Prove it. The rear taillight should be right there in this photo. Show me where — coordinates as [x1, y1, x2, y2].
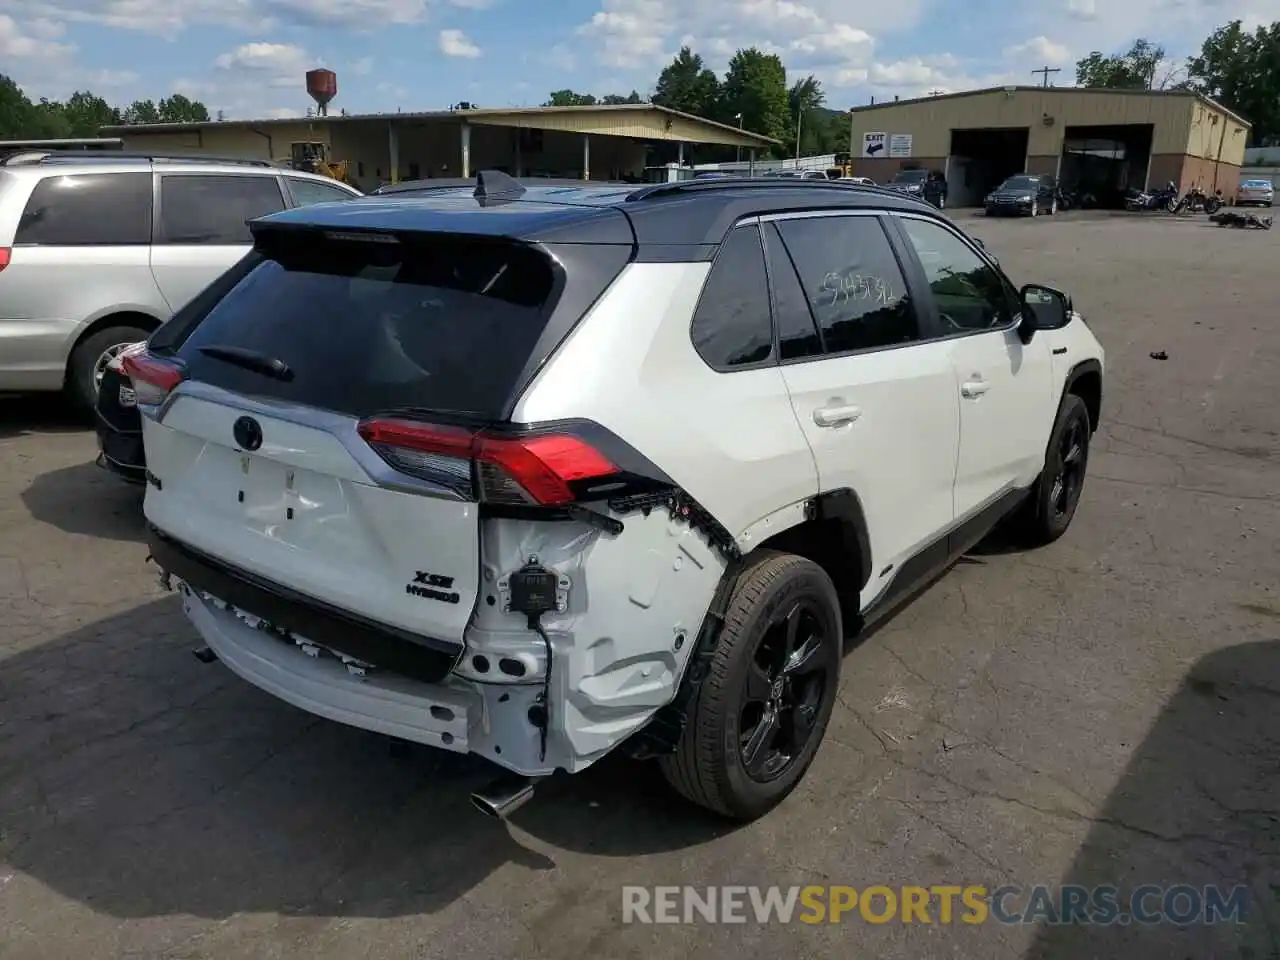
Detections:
[357, 418, 619, 505]
[121, 352, 185, 406]
[0, 248, 10, 273]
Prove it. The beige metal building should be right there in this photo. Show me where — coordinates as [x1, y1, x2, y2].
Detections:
[102, 104, 777, 193]
[847, 86, 1250, 205]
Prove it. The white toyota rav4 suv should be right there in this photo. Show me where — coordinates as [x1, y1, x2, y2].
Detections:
[130, 172, 1104, 822]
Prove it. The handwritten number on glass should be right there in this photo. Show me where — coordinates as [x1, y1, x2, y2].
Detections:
[821, 270, 895, 307]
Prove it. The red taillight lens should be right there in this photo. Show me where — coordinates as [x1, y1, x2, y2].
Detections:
[121, 352, 185, 406]
[0, 248, 10, 273]
[356, 418, 618, 505]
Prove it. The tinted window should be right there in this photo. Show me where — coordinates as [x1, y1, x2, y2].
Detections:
[160, 174, 286, 244]
[774, 215, 918, 353]
[174, 231, 557, 419]
[898, 217, 1014, 332]
[15, 172, 152, 245]
[288, 177, 356, 207]
[763, 223, 822, 361]
[690, 225, 773, 370]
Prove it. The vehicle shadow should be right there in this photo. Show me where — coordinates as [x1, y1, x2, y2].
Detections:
[20, 460, 146, 543]
[0, 394, 87, 439]
[0, 597, 732, 921]
[1025, 639, 1280, 959]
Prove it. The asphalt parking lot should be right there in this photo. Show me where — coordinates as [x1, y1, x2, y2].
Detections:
[1, 211, 1278, 960]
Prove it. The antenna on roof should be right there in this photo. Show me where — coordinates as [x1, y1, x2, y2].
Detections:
[474, 169, 526, 205]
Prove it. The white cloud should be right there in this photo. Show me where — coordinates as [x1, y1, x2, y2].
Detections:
[348, 55, 373, 74]
[1004, 35, 1071, 65]
[0, 0, 271, 38]
[438, 27, 480, 57]
[214, 41, 316, 87]
[0, 13, 74, 56]
[259, 0, 427, 28]
[543, 44, 577, 70]
[1064, 0, 1097, 19]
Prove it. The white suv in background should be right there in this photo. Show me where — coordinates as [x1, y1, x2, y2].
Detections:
[129, 173, 1104, 822]
[0, 151, 360, 410]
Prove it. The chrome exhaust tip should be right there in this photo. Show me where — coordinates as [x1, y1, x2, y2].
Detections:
[470, 774, 541, 819]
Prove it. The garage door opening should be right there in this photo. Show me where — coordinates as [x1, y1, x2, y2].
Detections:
[945, 128, 1030, 206]
[1060, 124, 1154, 209]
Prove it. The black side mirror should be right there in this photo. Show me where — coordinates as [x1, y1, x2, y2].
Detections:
[1019, 283, 1071, 342]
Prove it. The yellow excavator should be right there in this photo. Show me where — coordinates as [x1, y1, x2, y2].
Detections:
[280, 141, 355, 185]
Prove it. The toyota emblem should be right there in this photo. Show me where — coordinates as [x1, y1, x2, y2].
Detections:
[233, 416, 263, 451]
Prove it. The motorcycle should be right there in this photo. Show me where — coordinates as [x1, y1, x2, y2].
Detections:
[1125, 185, 1179, 212]
[1174, 186, 1224, 215]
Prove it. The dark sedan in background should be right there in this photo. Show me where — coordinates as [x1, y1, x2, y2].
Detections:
[95, 341, 148, 483]
[985, 174, 1058, 216]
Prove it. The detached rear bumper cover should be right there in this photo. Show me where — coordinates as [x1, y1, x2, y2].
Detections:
[147, 525, 463, 683]
[184, 591, 475, 752]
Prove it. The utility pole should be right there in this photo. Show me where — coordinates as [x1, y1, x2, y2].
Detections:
[1031, 65, 1061, 88]
[795, 110, 803, 161]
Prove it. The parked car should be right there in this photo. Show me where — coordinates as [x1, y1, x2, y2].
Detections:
[129, 171, 1104, 822]
[885, 168, 948, 208]
[1236, 177, 1274, 207]
[985, 174, 1058, 217]
[0, 150, 362, 414]
[87, 158, 362, 483]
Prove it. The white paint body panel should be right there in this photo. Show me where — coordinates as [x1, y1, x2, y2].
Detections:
[947, 325, 1057, 518]
[778, 340, 960, 612]
[143, 392, 481, 645]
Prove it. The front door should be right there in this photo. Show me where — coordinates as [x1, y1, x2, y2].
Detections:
[892, 214, 1056, 521]
[761, 212, 960, 612]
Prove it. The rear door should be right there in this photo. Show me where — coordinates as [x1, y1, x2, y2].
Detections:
[141, 227, 565, 646]
[763, 211, 960, 612]
[150, 172, 287, 313]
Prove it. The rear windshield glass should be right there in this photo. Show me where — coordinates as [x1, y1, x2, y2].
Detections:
[173, 230, 559, 419]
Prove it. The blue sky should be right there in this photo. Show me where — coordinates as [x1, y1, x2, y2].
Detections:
[1, 0, 1272, 120]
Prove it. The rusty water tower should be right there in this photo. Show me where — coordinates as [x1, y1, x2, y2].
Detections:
[306, 68, 338, 117]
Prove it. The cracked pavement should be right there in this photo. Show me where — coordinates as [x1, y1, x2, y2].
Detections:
[1, 212, 1278, 959]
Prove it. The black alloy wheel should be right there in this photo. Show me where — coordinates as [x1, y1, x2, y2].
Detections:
[1048, 413, 1087, 526]
[739, 600, 832, 783]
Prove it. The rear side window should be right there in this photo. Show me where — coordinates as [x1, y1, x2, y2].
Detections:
[15, 172, 152, 245]
[160, 174, 286, 244]
[174, 231, 558, 419]
[690, 224, 773, 370]
[288, 177, 357, 207]
[773, 215, 919, 354]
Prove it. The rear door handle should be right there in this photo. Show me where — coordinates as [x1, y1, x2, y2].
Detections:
[961, 379, 991, 399]
[813, 404, 862, 427]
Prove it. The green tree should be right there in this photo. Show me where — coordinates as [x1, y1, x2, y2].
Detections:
[1076, 39, 1171, 89]
[601, 91, 644, 104]
[652, 46, 721, 118]
[121, 99, 162, 124]
[60, 91, 122, 136]
[1187, 19, 1280, 145]
[543, 90, 597, 106]
[787, 74, 825, 157]
[158, 94, 209, 123]
[0, 75, 43, 139]
[721, 47, 790, 156]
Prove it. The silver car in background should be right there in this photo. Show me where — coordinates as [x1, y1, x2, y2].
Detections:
[0, 151, 361, 411]
[1236, 177, 1274, 208]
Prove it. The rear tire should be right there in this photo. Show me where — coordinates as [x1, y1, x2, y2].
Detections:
[659, 551, 842, 822]
[67, 324, 151, 415]
[1012, 394, 1091, 547]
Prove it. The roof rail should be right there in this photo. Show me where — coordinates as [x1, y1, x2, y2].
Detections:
[0, 150, 274, 168]
[624, 176, 871, 202]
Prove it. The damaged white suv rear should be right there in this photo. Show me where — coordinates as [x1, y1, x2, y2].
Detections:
[133, 172, 1104, 822]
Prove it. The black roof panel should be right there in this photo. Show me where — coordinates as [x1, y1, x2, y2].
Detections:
[256, 174, 944, 248]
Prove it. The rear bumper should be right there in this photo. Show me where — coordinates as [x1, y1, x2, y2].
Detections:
[183, 590, 476, 753]
[147, 525, 463, 683]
